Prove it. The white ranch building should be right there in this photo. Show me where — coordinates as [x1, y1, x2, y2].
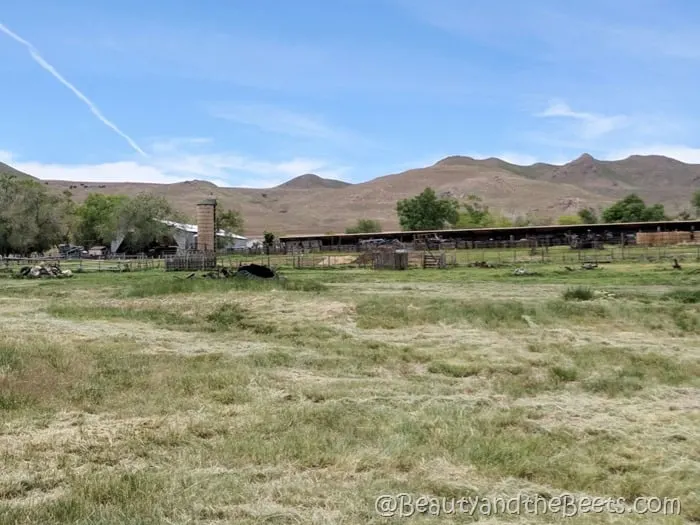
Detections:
[158, 219, 248, 253]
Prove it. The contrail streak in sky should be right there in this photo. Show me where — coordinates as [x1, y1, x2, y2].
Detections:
[0, 21, 148, 157]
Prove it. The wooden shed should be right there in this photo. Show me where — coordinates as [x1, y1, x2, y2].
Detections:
[87, 245, 108, 257]
[371, 249, 409, 270]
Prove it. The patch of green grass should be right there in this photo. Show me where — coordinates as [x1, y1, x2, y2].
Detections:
[549, 365, 579, 383]
[488, 345, 699, 399]
[47, 304, 199, 329]
[356, 297, 532, 329]
[45, 301, 284, 335]
[244, 349, 296, 368]
[355, 296, 617, 329]
[118, 275, 326, 298]
[427, 361, 481, 378]
[663, 288, 700, 304]
[583, 370, 645, 397]
[355, 293, 700, 335]
[562, 286, 594, 301]
[564, 346, 698, 397]
[673, 308, 700, 333]
[0, 333, 260, 415]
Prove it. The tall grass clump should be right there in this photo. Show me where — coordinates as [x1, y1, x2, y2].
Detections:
[562, 286, 594, 301]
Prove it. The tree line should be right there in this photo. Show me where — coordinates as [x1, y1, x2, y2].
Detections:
[0, 174, 244, 256]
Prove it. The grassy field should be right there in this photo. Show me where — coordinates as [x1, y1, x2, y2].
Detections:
[0, 263, 699, 524]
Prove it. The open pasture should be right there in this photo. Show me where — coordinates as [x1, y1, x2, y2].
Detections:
[0, 263, 699, 524]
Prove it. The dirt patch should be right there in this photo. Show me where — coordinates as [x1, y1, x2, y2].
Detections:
[317, 256, 358, 267]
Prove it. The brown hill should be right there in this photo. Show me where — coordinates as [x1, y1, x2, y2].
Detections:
[7, 153, 699, 235]
[275, 173, 351, 190]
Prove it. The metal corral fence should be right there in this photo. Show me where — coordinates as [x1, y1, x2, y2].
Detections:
[222, 244, 700, 269]
[2, 243, 700, 274]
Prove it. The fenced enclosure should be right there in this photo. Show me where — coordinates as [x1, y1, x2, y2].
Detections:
[164, 252, 217, 271]
[0, 256, 163, 273]
[2, 241, 700, 276]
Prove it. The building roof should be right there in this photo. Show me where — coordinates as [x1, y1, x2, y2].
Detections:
[279, 219, 700, 242]
[158, 219, 247, 240]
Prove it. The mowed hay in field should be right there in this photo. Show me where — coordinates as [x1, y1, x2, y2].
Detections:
[636, 231, 693, 246]
[0, 267, 699, 524]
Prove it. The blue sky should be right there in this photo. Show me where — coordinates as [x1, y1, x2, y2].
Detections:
[1, 0, 700, 187]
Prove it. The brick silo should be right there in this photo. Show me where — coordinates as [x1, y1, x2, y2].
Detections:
[196, 198, 217, 252]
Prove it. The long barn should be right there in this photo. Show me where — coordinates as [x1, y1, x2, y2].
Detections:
[279, 219, 700, 250]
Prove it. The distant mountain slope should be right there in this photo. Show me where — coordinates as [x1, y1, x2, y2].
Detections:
[5, 153, 698, 235]
[0, 162, 36, 179]
[275, 173, 352, 189]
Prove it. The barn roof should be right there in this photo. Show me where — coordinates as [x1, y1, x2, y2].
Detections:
[158, 219, 247, 240]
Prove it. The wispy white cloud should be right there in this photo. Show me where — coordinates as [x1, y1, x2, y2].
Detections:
[61, 22, 475, 102]
[394, 0, 700, 63]
[604, 145, 700, 164]
[536, 100, 629, 140]
[209, 103, 366, 145]
[0, 21, 147, 157]
[495, 152, 539, 166]
[466, 151, 571, 166]
[1, 139, 350, 188]
[592, 23, 700, 61]
[525, 98, 700, 166]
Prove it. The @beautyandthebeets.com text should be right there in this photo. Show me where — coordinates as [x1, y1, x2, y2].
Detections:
[375, 493, 682, 518]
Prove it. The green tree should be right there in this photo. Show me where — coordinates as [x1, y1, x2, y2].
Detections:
[454, 195, 491, 228]
[263, 231, 275, 255]
[577, 208, 598, 224]
[74, 193, 129, 246]
[0, 174, 68, 255]
[216, 209, 244, 234]
[346, 219, 382, 234]
[117, 193, 175, 253]
[59, 190, 78, 242]
[452, 196, 514, 228]
[396, 188, 459, 230]
[215, 208, 245, 250]
[601, 194, 667, 223]
[558, 214, 583, 225]
[692, 190, 700, 217]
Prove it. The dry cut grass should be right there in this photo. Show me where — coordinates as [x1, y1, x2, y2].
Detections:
[0, 267, 698, 524]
